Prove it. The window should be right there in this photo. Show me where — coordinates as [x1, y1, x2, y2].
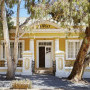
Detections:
[2, 41, 24, 59]
[66, 40, 81, 60]
[10, 42, 14, 59]
[39, 42, 52, 46]
[3, 43, 5, 59]
[18, 42, 23, 58]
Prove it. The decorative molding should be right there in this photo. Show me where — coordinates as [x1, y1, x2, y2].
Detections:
[25, 58, 30, 70]
[10, 28, 85, 33]
[11, 36, 80, 39]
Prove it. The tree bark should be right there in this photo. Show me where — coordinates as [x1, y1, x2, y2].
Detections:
[82, 52, 90, 76]
[1, 1, 14, 79]
[13, 0, 21, 75]
[68, 27, 90, 81]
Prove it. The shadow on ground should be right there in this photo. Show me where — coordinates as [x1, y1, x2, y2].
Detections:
[0, 74, 90, 89]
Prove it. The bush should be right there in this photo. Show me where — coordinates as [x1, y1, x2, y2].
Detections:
[11, 79, 32, 89]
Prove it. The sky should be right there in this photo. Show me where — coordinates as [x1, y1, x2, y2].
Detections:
[12, 0, 31, 17]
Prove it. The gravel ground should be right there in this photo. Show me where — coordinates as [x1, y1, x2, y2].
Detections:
[0, 74, 90, 89]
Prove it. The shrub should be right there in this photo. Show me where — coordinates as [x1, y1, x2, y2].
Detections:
[11, 79, 32, 89]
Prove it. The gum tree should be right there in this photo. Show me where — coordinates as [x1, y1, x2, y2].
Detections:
[1, 0, 14, 79]
[68, 0, 90, 81]
[50, 0, 90, 81]
[1, 0, 50, 79]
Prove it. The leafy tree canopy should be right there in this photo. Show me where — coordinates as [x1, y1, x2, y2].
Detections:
[49, 0, 89, 27]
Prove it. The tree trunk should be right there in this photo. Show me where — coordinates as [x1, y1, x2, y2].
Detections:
[68, 27, 90, 81]
[1, 1, 14, 79]
[82, 52, 90, 76]
[13, 0, 21, 75]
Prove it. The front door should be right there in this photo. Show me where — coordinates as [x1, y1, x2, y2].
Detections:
[39, 47, 45, 67]
[38, 41, 53, 68]
[45, 46, 52, 68]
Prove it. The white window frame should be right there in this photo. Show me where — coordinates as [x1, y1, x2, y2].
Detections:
[1, 40, 24, 60]
[66, 39, 82, 60]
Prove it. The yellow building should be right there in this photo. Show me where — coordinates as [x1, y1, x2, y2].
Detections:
[0, 18, 90, 78]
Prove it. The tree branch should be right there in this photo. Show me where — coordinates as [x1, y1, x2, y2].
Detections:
[19, 16, 31, 28]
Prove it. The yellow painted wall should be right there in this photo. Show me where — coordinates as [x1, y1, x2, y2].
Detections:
[24, 38, 30, 50]
[59, 38, 65, 51]
[0, 30, 84, 68]
[0, 37, 83, 68]
[65, 60, 75, 67]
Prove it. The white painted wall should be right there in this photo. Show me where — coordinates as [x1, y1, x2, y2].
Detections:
[55, 39, 59, 52]
[30, 39, 34, 61]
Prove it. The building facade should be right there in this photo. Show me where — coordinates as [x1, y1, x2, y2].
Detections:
[0, 19, 90, 78]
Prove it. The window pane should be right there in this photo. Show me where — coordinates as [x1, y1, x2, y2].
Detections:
[75, 42, 80, 57]
[2, 42, 23, 59]
[3, 43, 5, 59]
[10, 42, 14, 59]
[68, 42, 74, 58]
[18, 42, 22, 58]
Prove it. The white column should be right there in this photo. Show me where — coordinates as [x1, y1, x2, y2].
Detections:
[55, 39, 59, 52]
[30, 39, 34, 61]
[55, 51, 65, 78]
[22, 51, 32, 75]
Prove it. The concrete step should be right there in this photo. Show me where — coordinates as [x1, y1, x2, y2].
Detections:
[35, 68, 53, 74]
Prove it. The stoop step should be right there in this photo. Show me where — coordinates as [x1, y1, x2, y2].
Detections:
[35, 68, 53, 74]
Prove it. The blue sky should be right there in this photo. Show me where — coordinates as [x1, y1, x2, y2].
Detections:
[12, 0, 31, 17]
[12, 0, 50, 17]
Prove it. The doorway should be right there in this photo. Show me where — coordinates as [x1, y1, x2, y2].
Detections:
[37, 41, 53, 68]
[39, 47, 45, 67]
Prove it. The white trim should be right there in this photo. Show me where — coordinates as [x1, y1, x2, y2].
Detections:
[10, 28, 85, 33]
[11, 36, 80, 39]
[65, 39, 82, 60]
[55, 39, 59, 51]
[64, 67, 73, 69]
[0, 67, 22, 69]
[36, 40, 54, 68]
[30, 39, 34, 61]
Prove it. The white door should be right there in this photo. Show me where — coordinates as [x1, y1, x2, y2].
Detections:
[45, 46, 52, 68]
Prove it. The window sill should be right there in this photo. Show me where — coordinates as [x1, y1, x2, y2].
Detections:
[65, 67, 73, 69]
[0, 67, 22, 69]
[0, 59, 23, 60]
[66, 58, 76, 60]
[18, 58, 23, 60]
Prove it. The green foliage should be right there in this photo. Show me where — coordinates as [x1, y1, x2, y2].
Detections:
[32, 3, 50, 19]
[24, 0, 50, 19]
[11, 79, 32, 89]
[5, 0, 18, 8]
[50, 0, 89, 26]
